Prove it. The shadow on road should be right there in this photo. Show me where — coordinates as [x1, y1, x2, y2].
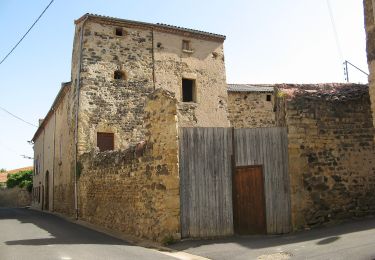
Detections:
[169, 217, 375, 251]
[0, 207, 129, 246]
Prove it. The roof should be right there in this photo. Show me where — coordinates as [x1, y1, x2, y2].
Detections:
[75, 13, 226, 42]
[228, 84, 274, 93]
[0, 166, 33, 183]
[32, 82, 71, 142]
[0, 173, 7, 183]
[5, 166, 33, 174]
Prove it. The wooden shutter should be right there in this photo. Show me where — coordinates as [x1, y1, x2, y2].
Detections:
[97, 132, 114, 152]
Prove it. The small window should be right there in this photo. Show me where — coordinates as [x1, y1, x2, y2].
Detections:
[182, 78, 195, 102]
[114, 70, 126, 80]
[266, 95, 272, 101]
[115, 27, 123, 36]
[97, 132, 114, 152]
[182, 40, 192, 51]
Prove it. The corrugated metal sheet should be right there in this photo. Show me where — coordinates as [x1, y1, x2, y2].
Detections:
[228, 84, 274, 93]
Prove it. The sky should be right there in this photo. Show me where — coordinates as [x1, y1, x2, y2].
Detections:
[0, 0, 369, 170]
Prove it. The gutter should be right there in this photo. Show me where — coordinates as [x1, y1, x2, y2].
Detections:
[74, 16, 88, 220]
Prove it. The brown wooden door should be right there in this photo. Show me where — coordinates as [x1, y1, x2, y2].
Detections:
[233, 165, 266, 234]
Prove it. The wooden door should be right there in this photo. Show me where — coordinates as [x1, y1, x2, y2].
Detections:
[233, 165, 266, 234]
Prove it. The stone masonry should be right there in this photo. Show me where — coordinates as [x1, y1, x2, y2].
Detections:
[276, 84, 375, 229]
[33, 14, 229, 241]
[227, 84, 275, 128]
[364, 0, 375, 132]
[78, 89, 180, 241]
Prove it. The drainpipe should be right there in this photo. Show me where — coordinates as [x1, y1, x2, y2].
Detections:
[151, 28, 155, 90]
[52, 108, 56, 212]
[74, 15, 89, 220]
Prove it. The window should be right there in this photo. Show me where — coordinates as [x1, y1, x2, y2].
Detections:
[115, 27, 123, 36]
[182, 40, 192, 51]
[97, 132, 114, 152]
[266, 94, 272, 101]
[114, 70, 126, 80]
[182, 78, 195, 102]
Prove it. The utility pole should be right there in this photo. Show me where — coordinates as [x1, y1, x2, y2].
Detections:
[343, 60, 369, 83]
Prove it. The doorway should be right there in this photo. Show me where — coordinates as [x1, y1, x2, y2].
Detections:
[233, 165, 266, 234]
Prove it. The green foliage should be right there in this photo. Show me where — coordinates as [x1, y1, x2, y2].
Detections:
[0, 168, 6, 173]
[6, 170, 33, 192]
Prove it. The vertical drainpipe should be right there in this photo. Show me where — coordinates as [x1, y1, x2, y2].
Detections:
[74, 16, 89, 220]
[152, 28, 156, 90]
[42, 128, 45, 211]
[52, 107, 56, 212]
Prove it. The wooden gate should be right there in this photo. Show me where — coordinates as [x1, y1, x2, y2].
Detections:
[179, 128, 233, 238]
[233, 165, 266, 234]
[179, 127, 291, 238]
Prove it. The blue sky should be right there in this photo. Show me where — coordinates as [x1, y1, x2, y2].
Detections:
[0, 0, 368, 169]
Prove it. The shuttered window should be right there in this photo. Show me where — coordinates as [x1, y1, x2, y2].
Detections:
[97, 132, 114, 152]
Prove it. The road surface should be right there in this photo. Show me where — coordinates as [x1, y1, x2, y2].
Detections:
[0, 207, 176, 260]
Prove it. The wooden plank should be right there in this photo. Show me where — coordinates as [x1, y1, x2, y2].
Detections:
[179, 127, 234, 238]
[234, 127, 291, 234]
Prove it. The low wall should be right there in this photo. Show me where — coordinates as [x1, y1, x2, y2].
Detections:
[0, 187, 31, 207]
[278, 84, 375, 229]
[78, 89, 180, 241]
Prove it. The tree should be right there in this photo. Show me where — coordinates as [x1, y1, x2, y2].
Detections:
[6, 170, 33, 192]
[0, 168, 6, 173]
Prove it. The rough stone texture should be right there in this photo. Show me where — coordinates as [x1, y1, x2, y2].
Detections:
[74, 18, 229, 155]
[364, 0, 375, 138]
[0, 187, 31, 207]
[227, 91, 275, 128]
[33, 14, 229, 241]
[53, 84, 76, 217]
[78, 89, 180, 241]
[153, 31, 230, 128]
[277, 84, 375, 229]
[76, 20, 154, 154]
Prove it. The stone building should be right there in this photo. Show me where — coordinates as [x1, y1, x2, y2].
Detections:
[31, 13, 229, 241]
[364, 0, 375, 130]
[227, 84, 275, 128]
[32, 12, 375, 242]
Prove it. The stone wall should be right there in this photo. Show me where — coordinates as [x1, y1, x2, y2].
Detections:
[76, 20, 154, 154]
[0, 187, 31, 207]
[277, 84, 375, 229]
[78, 89, 180, 241]
[72, 16, 230, 156]
[228, 91, 275, 128]
[53, 83, 76, 217]
[364, 0, 375, 132]
[153, 31, 230, 128]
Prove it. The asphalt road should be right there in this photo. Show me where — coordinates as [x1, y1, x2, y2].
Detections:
[2, 207, 375, 260]
[171, 217, 375, 260]
[0, 207, 176, 260]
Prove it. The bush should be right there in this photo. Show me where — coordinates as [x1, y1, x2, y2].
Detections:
[6, 170, 33, 192]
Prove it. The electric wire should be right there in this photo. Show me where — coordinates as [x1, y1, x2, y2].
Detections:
[0, 106, 37, 127]
[0, 0, 55, 65]
[326, 0, 344, 62]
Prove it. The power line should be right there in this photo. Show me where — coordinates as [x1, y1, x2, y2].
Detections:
[326, 0, 344, 62]
[0, 0, 55, 65]
[0, 140, 34, 160]
[0, 106, 37, 127]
